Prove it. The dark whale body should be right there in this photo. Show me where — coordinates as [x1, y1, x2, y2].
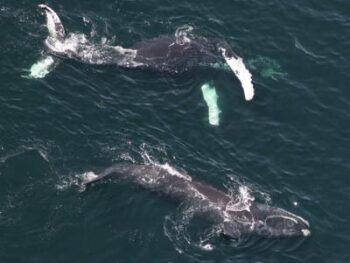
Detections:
[83, 163, 311, 239]
[39, 4, 226, 73]
[132, 36, 228, 73]
[37, 4, 255, 100]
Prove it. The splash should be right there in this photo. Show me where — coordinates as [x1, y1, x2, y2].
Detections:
[72, 171, 101, 192]
[199, 242, 214, 251]
[159, 163, 192, 181]
[44, 31, 142, 67]
[26, 56, 56, 79]
[163, 207, 221, 255]
[55, 175, 80, 191]
[174, 25, 193, 45]
[140, 149, 192, 181]
[226, 186, 255, 212]
[80, 171, 99, 184]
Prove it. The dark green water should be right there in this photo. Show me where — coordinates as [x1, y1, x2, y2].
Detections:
[1, 0, 349, 262]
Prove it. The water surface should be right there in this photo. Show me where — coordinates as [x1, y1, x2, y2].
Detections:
[0, 0, 349, 262]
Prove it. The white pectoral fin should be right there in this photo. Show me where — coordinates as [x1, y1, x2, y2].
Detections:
[201, 82, 221, 126]
[24, 55, 57, 79]
[219, 48, 254, 101]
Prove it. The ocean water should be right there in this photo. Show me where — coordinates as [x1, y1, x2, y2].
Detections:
[0, 0, 349, 262]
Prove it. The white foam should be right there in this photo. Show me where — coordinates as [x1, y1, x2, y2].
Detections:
[28, 56, 55, 79]
[140, 149, 192, 181]
[48, 33, 141, 67]
[158, 163, 192, 181]
[38, 149, 49, 162]
[55, 176, 79, 190]
[224, 186, 255, 226]
[239, 186, 255, 203]
[200, 243, 214, 251]
[46, 33, 86, 54]
[175, 25, 193, 45]
[226, 186, 254, 211]
[219, 48, 254, 101]
[81, 171, 99, 183]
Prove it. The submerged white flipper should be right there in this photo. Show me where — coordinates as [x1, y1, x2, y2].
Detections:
[201, 82, 221, 126]
[219, 47, 254, 101]
[38, 4, 66, 41]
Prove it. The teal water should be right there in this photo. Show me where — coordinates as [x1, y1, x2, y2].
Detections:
[1, 0, 349, 262]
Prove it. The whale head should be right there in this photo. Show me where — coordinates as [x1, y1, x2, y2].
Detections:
[223, 203, 310, 238]
[251, 203, 310, 238]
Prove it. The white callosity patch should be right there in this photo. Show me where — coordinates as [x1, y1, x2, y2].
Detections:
[28, 56, 55, 79]
[201, 82, 221, 126]
[286, 210, 310, 228]
[219, 47, 255, 101]
[302, 229, 311, 236]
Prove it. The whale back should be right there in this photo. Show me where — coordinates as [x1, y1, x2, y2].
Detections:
[133, 36, 220, 72]
[83, 163, 230, 209]
[82, 163, 310, 238]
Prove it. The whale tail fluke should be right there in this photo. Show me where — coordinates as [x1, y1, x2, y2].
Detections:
[28, 4, 65, 79]
[38, 4, 66, 41]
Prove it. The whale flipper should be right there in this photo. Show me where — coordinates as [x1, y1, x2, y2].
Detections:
[38, 4, 66, 41]
[25, 55, 57, 79]
[219, 47, 255, 101]
[201, 82, 221, 126]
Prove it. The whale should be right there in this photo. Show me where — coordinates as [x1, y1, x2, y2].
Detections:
[82, 163, 311, 239]
[37, 4, 254, 101]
